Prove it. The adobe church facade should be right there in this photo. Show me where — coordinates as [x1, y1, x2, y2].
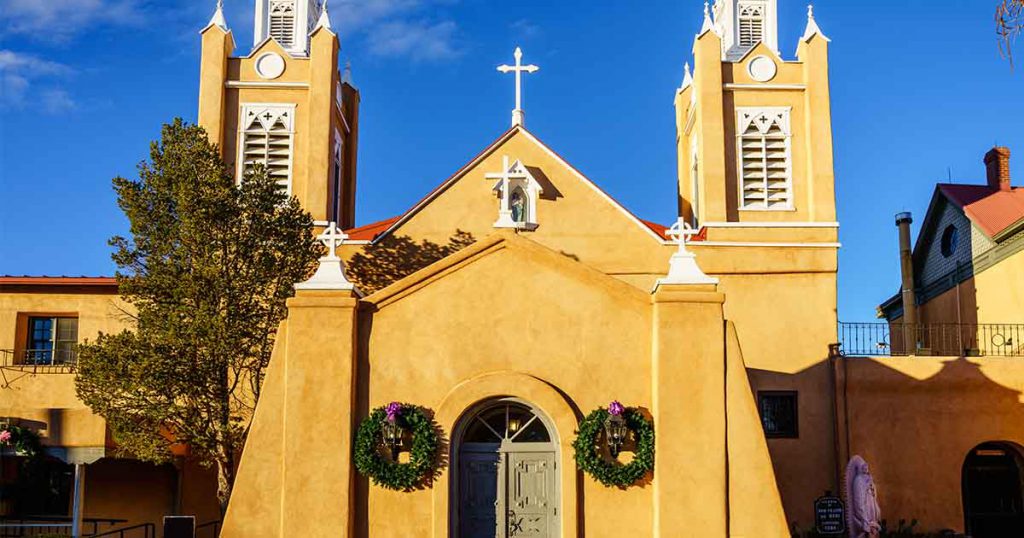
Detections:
[212, 1, 835, 536]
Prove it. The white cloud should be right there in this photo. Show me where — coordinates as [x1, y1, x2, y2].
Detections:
[0, 50, 76, 112]
[366, 19, 461, 61]
[510, 19, 540, 39]
[41, 88, 77, 113]
[0, 0, 145, 40]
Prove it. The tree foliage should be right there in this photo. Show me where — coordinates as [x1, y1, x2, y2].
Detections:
[75, 119, 321, 511]
[998, 0, 1024, 64]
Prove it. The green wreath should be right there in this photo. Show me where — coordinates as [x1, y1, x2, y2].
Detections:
[572, 405, 654, 487]
[354, 403, 439, 491]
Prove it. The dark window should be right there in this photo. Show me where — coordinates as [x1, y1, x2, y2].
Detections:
[941, 224, 959, 258]
[758, 391, 798, 438]
[26, 317, 78, 365]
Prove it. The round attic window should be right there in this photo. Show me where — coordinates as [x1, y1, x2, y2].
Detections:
[941, 224, 959, 258]
[747, 55, 778, 83]
[255, 52, 286, 80]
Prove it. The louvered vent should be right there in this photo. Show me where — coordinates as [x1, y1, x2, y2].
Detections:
[240, 106, 294, 195]
[269, 0, 295, 48]
[739, 111, 791, 210]
[738, 4, 765, 48]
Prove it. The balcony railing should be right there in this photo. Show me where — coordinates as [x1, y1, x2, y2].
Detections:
[0, 349, 77, 373]
[838, 322, 1024, 357]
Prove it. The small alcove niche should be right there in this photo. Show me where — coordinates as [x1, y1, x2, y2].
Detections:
[487, 156, 543, 230]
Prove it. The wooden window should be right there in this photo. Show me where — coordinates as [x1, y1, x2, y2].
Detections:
[269, 0, 296, 48]
[738, 3, 765, 48]
[26, 316, 78, 365]
[331, 137, 343, 223]
[239, 104, 295, 195]
[737, 108, 792, 210]
[758, 391, 798, 438]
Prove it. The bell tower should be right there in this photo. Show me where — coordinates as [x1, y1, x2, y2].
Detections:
[197, 0, 361, 227]
[674, 3, 835, 238]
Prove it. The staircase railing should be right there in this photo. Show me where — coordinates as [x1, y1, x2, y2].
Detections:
[89, 523, 155, 538]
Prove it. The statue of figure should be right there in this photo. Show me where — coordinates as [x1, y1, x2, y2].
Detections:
[846, 455, 882, 538]
[510, 188, 526, 223]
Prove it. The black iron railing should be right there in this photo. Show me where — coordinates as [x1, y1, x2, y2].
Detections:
[0, 516, 126, 537]
[90, 523, 155, 538]
[0, 349, 77, 373]
[195, 520, 221, 537]
[838, 322, 1024, 357]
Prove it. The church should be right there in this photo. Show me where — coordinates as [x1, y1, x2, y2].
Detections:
[3, 1, 1024, 537]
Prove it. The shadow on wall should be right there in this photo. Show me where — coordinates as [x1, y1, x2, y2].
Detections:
[346, 231, 476, 295]
[834, 356, 1024, 536]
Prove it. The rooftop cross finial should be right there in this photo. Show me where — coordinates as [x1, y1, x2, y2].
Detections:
[653, 217, 718, 290]
[808, 3, 815, 19]
[295, 221, 357, 291]
[317, 221, 348, 260]
[497, 47, 539, 128]
[315, 0, 332, 31]
[666, 217, 699, 255]
[699, 1, 716, 35]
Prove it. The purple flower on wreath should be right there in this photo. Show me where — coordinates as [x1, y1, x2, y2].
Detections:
[608, 401, 625, 417]
[0, 430, 10, 445]
[385, 402, 402, 424]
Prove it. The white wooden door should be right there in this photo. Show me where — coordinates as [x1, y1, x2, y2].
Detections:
[505, 451, 556, 538]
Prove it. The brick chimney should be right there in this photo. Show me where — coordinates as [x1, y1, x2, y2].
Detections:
[984, 146, 1011, 191]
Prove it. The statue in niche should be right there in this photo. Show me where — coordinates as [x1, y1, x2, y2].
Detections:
[510, 188, 526, 223]
[846, 455, 882, 538]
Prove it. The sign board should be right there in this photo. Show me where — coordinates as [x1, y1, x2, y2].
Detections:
[164, 515, 196, 538]
[814, 494, 845, 535]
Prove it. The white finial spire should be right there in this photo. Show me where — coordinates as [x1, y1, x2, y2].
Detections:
[295, 221, 358, 291]
[497, 47, 540, 128]
[315, 0, 332, 31]
[679, 62, 693, 92]
[342, 59, 354, 85]
[206, 0, 229, 32]
[801, 2, 830, 43]
[653, 218, 718, 290]
[699, 1, 716, 35]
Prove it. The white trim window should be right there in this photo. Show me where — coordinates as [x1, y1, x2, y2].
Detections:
[269, 0, 296, 48]
[238, 104, 296, 195]
[737, 107, 793, 210]
[690, 138, 700, 228]
[331, 132, 343, 222]
[737, 2, 766, 48]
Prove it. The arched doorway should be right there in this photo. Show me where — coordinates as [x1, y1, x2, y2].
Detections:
[453, 398, 559, 538]
[962, 442, 1024, 537]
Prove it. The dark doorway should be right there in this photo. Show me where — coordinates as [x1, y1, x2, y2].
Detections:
[963, 442, 1024, 537]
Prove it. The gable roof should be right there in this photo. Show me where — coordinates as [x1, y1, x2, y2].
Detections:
[938, 183, 1024, 241]
[368, 125, 666, 244]
[345, 216, 400, 241]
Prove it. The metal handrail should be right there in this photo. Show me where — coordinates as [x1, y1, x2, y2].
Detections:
[0, 516, 126, 537]
[838, 322, 1024, 357]
[195, 520, 221, 537]
[88, 523, 155, 538]
[0, 349, 77, 374]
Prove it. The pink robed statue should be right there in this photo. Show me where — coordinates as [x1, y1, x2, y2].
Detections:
[845, 455, 882, 538]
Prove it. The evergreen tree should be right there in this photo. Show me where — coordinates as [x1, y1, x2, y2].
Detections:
[76, 119, 321, 512]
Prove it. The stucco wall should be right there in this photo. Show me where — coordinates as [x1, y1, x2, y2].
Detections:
[838, 356, 1024, 532]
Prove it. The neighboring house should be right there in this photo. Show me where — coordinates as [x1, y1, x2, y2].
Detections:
[878, 147, 1024, 355]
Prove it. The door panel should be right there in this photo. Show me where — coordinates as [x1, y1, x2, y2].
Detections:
[507, 452, 556, 538]
[459, 452, 502, 538]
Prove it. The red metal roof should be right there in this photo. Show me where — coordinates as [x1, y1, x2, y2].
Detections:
[344, 216, 400, 241]
[938, 183, 1024, 240]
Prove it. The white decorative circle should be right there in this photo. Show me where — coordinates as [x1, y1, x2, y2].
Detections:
[255, 52, 286, 80]
[747, 55, 778, 83]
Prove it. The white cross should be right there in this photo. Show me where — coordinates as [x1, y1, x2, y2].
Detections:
[666, 217, 699, 254]
[315, 221, 348, 260]
[497, 47, 539, 127]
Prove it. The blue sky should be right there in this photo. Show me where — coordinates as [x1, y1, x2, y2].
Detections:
[0, 0, 1021, 322]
